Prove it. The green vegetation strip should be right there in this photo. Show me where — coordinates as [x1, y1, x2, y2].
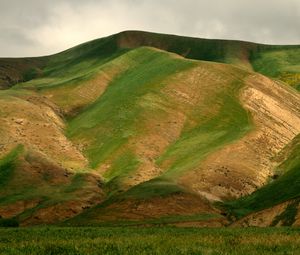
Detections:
[158, 82, 252, 178]
[0, 227, 300, 255]
[72, 214, 220, 227]
[0, 145, 23, 187]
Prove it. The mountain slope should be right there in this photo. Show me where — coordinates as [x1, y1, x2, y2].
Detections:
[0, 31, 299, 226]
[0, 89, 103, 225]
[224, 134, 300, 227]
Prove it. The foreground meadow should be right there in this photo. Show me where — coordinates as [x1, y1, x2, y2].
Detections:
[0, 227, 299, 255]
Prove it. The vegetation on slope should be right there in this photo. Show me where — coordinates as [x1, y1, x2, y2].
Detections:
[15, 35, 127, 90]
[67, 47, 195, 168]
[0, 31, 299, 226]
[223, 135, 300, 219]
[115, 31, 300, 88]
[0, 145, 23, 187]
[250, 47, 300, 90]
[65, 47, 254, 202]
[158, 85, 251, 178]
[2, 31, 300, 90]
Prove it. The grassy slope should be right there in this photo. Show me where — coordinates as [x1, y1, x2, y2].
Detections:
[158, 84, 251, 179]
[0, 147, 94, 211]
[67, 47, 195, 168]
[114, 31, 300, 88]
[63, 49, 259, 228]
[0, 92, 102, 223]
[0, 37, 129, 222]
[2, 34, 254, 189]
[15, 35, 126, 90]
[250, 47, 300, 90]
[1, 42, 255, 224]
[223, 135, 300, 219]
[0, 31, 299, 225]
[0, 145, 24, 187]
[65, 47, 197, 199]
[65, 47, 253, 201]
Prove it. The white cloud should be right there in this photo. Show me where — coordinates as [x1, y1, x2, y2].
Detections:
[0, 0, 299, 57]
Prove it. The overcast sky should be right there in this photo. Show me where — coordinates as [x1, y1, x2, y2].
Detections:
[0, 0, 299, 57]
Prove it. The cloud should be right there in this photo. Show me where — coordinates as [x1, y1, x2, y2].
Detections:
[0, 0, 299, 57]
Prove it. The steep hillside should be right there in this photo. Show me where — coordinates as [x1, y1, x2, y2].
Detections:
[65, 53, 300, 226]
[0, 31, 299, 226]
[225, 134, 300, 227]
[0, 89, 103, 225]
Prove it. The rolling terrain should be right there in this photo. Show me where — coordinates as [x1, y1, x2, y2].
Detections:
[0, 31, 299, 227]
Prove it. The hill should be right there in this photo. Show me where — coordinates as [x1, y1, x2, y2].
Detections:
[0, 31, 299, 226]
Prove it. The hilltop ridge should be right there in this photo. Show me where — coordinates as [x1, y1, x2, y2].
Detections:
[1, 30, 300, 89]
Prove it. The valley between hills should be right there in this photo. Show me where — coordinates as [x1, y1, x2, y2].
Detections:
[0, 31, 300, 227]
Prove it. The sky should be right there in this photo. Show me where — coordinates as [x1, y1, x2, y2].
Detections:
[0, 0, 299, 57]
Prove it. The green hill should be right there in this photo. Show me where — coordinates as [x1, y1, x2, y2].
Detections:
[0, 31, 299, 226]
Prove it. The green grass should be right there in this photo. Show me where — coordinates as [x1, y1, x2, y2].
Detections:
[67, 47, 196, 169]
[66, 213, 222, 227]
[0, 157, 93, 224]
[158, 87, 252, 178]
[223, 135, 300, 219]
[0, 169, 89, 205]
[16, 45, 128, 90]
[102, 213, 220, 226]
[65, 177, 189, 226]
[0, 218, 19, 227]
[11, 34, 130, 98]
[0, 227, 300, 254]
[11, 171, 94, 224]
[250, 47, 300, 90]
[66, 47, 253, 202]
[271, 199, 300, 226]
[103, 152, 140, 182]
[103, 151, 141, 198]
[63, 172, 87, 193]
[119, 177, 185, 200]
[0, 145, 24, 187]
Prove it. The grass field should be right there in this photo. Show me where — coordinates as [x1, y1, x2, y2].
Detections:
[0, 227, 299, 255]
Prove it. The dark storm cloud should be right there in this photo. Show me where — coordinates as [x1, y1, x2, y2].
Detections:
[0, 0, 299, 57]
